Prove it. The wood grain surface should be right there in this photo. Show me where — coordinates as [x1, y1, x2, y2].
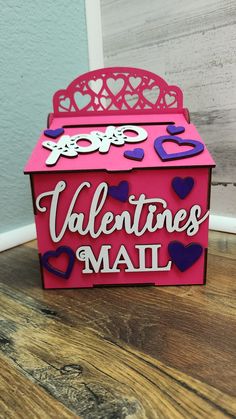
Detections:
[100, 0, 236, 216]
[0, 230, 236, 418]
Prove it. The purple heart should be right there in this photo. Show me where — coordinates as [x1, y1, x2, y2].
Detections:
[172, 177, 194, 199]
[124, 148, 144, 161]
[154, 135, 204, 161]
[167, 125, 185, 135]
[108, 181, 129, 202]
[41, 246, 75, 279]
[44, 128, 65, 138]
[168, 241, 203, 272]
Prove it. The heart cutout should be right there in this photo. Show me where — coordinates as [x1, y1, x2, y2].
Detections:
[88, 78, 103, 94]
[74, 92, 91, 109]
[143, 86, 160, 104]
[167, 125, 185, 135]
[129, 76, 142, 89]
[165, 93, 176, 106]
[41, 246, 75, 279]
[107, 78, 125, 95]
[108, 181, 129, 202]
[172, 177, 194, 199]
[44, 128, 64, 139]
[154, 135, 204, 161]
[100, 97, 112, 109]
[125, 93, 139, 107]
[168, 241, 203, 272]
[124, 148, 144, 161]
[60, 97, 71, 110]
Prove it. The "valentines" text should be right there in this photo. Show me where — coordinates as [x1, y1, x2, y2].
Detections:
[36, 181, 209, 242]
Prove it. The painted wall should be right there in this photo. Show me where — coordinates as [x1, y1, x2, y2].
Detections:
[100, 0, 236, 217]
[0, 0, 89, 234]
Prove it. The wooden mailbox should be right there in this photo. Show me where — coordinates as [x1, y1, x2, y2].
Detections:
[24, 67, 215, 288]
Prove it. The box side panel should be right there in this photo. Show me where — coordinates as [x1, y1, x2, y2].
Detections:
[32, 168, 210, 288]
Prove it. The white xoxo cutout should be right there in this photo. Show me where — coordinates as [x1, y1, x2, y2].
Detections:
[42, 125, 147, 166]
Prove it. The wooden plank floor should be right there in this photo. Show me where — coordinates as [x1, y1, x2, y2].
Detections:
[0, 231, 236, 418]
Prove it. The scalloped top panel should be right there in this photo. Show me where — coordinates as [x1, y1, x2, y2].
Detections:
[53, 67, 183, 116]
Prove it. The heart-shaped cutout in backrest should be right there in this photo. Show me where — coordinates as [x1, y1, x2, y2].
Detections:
[143, 86, 160, 104]
[88, 79, 103, 94]
[100, 97, 112, 109]
[129, 76, 142, 89]
[74, 91, 91, 109]
[59, 97, 71, 111]
[165, 92, 176, 106]
[125, 93, 139, 108]
[107, 78, 125, 95]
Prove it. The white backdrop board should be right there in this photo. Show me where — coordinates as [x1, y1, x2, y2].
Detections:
[100, 0, 236, 219]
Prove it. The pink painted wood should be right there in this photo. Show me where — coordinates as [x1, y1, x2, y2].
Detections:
[24, 67, 215, 289]
[53, 67, 184, 116]
[25, 113, 215, 174]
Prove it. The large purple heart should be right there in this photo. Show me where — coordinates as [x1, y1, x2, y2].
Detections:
[172, 177, 194, 199]
[168, 241, 203, 272]
[44, 128, 64, 138]
[124, 148, 144, 161]
[154, 135, 204, 161]
[167, 125, 185, 135]
[41, 246, 75, 279]
[108, 181, 129, 202]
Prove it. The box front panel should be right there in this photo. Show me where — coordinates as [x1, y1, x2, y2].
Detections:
[32, 168, 210, 288]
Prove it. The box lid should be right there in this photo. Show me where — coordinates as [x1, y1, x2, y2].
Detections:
[24, 67, 215, 174]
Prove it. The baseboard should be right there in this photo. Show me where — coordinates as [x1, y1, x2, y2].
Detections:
[209, 215, 236, 234]
[0, 223, 36, 252]
[0, 215, 235, 253]
[85, 0, 104, 70]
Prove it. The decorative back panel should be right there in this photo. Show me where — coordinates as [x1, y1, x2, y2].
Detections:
[53, 67, 183, 116]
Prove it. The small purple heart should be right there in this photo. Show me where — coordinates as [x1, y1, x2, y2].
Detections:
[167, 125, 185, 135]
[172, 177, 194, 199]
[124, 148, 144, 161]
[41, 246, 75, 279]
[44, 128, 65, 138]
[154, 135, 204, 161]
[108, 181, 129, 202]
[168, 241, 203, 272]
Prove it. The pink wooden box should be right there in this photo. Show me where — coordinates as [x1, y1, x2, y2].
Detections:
[24, 67, 215, 289]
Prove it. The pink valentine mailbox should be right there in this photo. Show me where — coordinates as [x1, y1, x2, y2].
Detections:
[24, 67, 215, 289]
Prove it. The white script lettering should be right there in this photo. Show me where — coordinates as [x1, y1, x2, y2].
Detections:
[36, 181, 210, 241]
